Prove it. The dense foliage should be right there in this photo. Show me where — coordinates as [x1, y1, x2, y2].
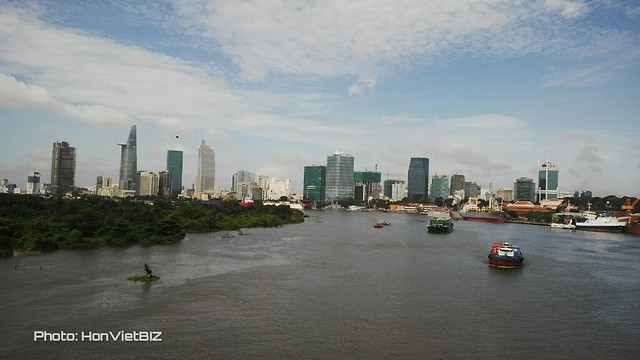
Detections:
[0, 194, 304, 252]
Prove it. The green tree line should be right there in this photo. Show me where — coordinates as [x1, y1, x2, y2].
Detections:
[0, 194, 304, 252]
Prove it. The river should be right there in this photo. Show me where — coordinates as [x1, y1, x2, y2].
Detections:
[1, 210, 639, 359]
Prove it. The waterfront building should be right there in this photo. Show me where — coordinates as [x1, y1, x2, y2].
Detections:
[167, 150, 183, 197]
[430, 174, 449, 200]
[27, 171, 41, 195]
[354, 171, 382, 202]
[536, 161, 559, 202]
[407, 157, 429, 201]
[136, 171, 159, 197]
[514, 177, 536, 202]
[158, 171, 173, 198]
[303, 165, 326, 202]
[118, 125, 137, 191]
[268, 178, 292, 200]
[195, 140, 215, 195]
[51, 141, 76, 195]
[325, 152, 354, 201]
[449, 174, 465, 196]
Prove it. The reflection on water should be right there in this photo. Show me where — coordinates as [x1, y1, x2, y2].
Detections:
[1, 211, 639, 359]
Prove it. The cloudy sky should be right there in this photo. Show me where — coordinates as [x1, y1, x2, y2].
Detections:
[1, 0, 638, 197]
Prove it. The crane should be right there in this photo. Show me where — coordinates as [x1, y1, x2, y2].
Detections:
[621, 197, 639, 214]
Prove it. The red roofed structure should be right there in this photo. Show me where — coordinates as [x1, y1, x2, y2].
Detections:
[504, 201, 551, 215]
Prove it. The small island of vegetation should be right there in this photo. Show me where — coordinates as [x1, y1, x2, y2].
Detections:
[0, 194, 304, 254]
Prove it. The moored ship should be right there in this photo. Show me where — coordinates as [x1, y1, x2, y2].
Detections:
[460, 197, 505, 223]
[575, 212, 626, 233]
[488, 242, 524, 269]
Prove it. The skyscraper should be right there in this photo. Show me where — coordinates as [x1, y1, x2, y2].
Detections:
[325, 152, 354, 201]
[514, 177, 536, 202]
[167, 150, 183, 197]
[303, 165, 326, 202]
[536, 161, 559, 202]
[136, 171, 158, 197]
[51, 141, 76, 195]
[407, 157, 429, 201]
[118, 125, 137, 191]
[353, 171, 382, 201]
[27, 171, 41, 194]
[232, 170, 255, 195]
[449, 174, 465, 196]
[195, 140, 215, 194]
[430, 174, 449, 200]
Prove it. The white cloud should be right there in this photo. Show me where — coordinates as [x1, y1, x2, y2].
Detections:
[0, 73, 131, 125]
[172, 0, 601, 86]
[348, 77, 376, 96]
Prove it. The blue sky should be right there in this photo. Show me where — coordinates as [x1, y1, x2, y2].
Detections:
[1, 0, 639, 197]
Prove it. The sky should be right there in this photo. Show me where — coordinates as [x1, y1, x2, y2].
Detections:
[0, 0, 639, 197]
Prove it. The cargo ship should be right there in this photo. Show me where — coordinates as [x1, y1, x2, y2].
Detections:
[460, 197, 505, 223]
[427, 211, 454, 234]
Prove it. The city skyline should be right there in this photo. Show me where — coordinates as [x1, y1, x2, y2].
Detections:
[1, 1, 639, 197]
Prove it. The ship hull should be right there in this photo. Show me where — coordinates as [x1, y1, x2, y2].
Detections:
[427, 224, 453, 234]
[625, 223, 640, 235]
[462, 212, 505, 223]
[488, 255, 524, 269]
[575, 224, 625, 233]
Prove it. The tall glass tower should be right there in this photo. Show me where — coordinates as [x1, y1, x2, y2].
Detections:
[167, 150, 183, 197]
[50, 141, 76, 195]
[195, 140, 216, 194]
[537, 161, 559, 201]
[303, 165, 326, 202]
[118, 125, 137, 191]
[407, 157, 429, 201]
[325, 152, 354, 201]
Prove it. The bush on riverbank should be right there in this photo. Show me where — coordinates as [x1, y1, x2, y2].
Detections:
[0, 194, 304, 252]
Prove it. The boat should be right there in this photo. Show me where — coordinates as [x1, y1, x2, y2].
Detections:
[488, 242, 524, 269]
[427, 211, 454, 234]
[373, 223, 384, 228]
[427, 217, 454, 234]
[575, 212, 626, 233]
[550, 218, 576, 230]
[460, 197, 505, 223]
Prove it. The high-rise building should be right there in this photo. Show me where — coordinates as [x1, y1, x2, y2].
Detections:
[303, 165, 326, 202]
[383, 179, 404, 199]
[391, 182, 406, 202]
[118, 125, 137, 191]
[514, 177, 536, 202]
[325, 152, 354, 201]
[195, 140, 216, 194]
[167, 150, 183, 197]
[51, 141, 76, 195]
[449, 174, 465, 196]
[430, 174, 449, 200]
[537, 161, 559, 201]
[232, 170, 255, 195]
[136, 171, 159, 197]
[353, 171, 382, 201]
[27, 171, 41, 194]
[497, 188, 514, 202]
[407, 157, 429, 201]
[158, 171, 173, 198]
[464, 181, 481, 198]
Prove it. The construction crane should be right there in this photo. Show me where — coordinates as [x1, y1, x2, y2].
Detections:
[621, 197, 639, 214]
